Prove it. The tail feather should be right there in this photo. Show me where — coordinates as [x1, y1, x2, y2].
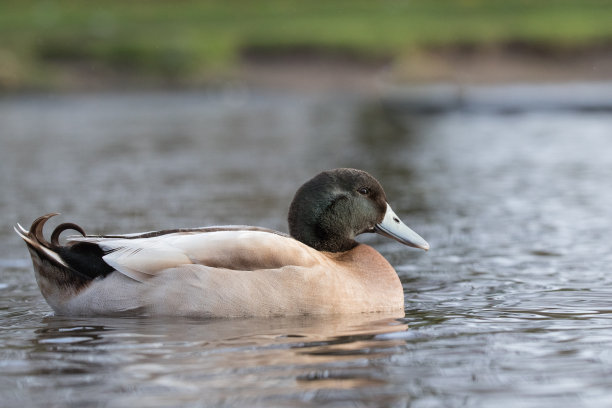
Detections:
[15, 223, 28, 235]
[15, 213, 70, 269]
[15, 224, 68, 269]
[51, 222, 86, 246]
[30, 213, 60, 248]
[15, 213, 113, 286]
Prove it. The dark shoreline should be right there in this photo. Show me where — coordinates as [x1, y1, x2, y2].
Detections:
[3, 43, 612, 94]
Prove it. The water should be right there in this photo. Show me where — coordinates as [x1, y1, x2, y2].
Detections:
[1, 85, 612, 407]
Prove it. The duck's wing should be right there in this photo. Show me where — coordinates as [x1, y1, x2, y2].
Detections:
[68, 227, 320, 282]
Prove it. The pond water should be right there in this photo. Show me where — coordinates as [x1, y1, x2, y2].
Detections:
[1, 85, 612, 407]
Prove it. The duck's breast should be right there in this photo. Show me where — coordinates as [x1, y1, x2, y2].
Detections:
[141, 244, 404, 318]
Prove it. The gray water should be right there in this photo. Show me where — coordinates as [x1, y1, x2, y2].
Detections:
[1, 85, 612, 407]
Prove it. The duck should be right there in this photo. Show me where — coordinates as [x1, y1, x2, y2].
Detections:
[15, 168, 429, 317]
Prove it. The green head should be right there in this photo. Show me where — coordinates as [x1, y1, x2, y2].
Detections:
[288, 168, 429, 253]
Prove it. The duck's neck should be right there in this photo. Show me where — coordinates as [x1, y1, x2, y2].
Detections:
[290, 220, 358, 253]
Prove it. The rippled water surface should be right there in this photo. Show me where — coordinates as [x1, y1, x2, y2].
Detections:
[1, 87, 612, 407]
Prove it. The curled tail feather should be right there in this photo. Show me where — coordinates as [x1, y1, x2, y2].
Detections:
[15, 214, 112, 289]
[15, 213, 86, 269]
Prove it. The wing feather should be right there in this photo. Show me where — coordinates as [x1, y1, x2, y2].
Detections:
[102, 246, 192, 282]
[67, 228, 320, 281]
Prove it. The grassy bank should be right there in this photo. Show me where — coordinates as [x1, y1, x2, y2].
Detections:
[1, 0, 612, 89]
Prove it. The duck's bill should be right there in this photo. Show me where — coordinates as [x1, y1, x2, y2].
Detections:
[375, 203, 430, 251]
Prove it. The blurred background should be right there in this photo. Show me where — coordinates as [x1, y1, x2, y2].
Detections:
[2, 1, 612, 407]
[1, 0, 612, 91]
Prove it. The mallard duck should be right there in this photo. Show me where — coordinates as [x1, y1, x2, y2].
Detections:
[15, 168, 429, 317]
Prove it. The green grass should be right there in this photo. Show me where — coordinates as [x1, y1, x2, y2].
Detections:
[1, 0, 611, 89]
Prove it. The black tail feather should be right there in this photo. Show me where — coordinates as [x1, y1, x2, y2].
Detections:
[21, 214, 114, 282]
[51, 222, 86, 246]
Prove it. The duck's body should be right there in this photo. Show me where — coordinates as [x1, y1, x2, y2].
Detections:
[16, 169, 429, 317]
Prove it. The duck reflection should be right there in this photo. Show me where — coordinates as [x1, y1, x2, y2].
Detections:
[30, 312, 409, 383]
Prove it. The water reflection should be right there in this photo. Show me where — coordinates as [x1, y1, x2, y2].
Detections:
[32, 312, 407, 351]
[25, 313, 409, 406]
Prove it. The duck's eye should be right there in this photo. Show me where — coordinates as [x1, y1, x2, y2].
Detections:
[357, 187, 370, 196]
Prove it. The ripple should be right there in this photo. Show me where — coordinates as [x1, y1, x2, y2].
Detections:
[0, 259, 30, 269]
[38, 336, 94, 344]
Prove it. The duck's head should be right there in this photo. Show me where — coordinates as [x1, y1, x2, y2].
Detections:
[288, 168, 429, 253]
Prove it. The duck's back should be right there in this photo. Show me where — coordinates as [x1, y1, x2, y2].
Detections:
[74, 229, 321, 282]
